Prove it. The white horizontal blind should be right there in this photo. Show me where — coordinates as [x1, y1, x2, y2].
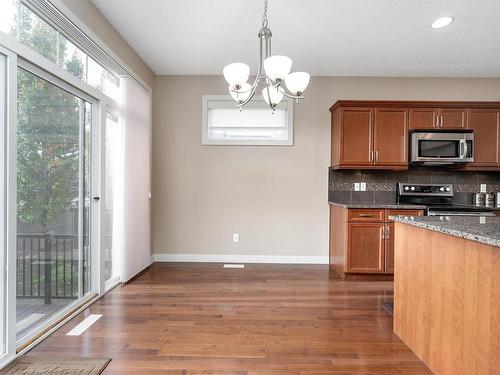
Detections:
[203, 96, 293, 145]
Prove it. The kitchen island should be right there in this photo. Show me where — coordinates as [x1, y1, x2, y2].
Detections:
[391, 215, 499, 375]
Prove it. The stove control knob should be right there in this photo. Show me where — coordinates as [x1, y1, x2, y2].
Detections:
[404, 186, 410, 191]
[445, 187, 451, 192]
[410, 186, 415, 191]
[439, 187, 445, 192]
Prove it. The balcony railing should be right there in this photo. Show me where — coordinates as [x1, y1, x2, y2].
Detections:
[17, 233, 88, 304]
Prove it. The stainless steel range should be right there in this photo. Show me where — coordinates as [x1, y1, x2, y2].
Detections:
[397, 183, 495, 216]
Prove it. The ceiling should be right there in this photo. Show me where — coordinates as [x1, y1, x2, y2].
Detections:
[91, 0, 500, 77]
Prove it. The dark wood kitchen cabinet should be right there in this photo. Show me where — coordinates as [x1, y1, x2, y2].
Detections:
[330, 206, 424, 278]
[330, 100, 500, 171]
[346, 222, 385, 273]
[440, 107, 467, 129]
[374, 108, 408, 166]
[465, 108, 500, 168]
[409, 107, 466, 129]
[384, 222, 395, 273]
[408, 108, 439, 129]
[331, 105, 408, 170]
[335, 107, 373, 166]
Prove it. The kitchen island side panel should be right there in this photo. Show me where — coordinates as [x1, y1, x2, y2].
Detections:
[393, 223, 499, 375]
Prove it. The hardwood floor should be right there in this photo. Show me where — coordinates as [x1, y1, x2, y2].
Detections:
[27, 263, 432, 374]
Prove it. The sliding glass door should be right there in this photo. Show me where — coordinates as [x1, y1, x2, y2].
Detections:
[0, 52, 7, 356]
[15, 66, 93, 339]
[103, 111, 121, 286]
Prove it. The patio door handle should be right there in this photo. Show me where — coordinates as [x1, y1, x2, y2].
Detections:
[93, 196, 100, 201]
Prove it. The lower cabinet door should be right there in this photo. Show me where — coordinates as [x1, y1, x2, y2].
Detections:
[346, 222, 385, 273]
[384, 223, 395, 274]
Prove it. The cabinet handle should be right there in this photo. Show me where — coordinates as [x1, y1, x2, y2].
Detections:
[380, 227, 385, 239]
[358, 214, 374, 217]
[375, 150, 379, 162]
[385, 226, 390, 239]
[369, 150, 373, 162]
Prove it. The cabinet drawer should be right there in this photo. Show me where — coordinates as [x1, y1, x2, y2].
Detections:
[386, 209, 424, 221]
[348, 209, 385, 222]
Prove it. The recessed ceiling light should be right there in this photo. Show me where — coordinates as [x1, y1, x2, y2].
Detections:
[431, 16, 455, 29]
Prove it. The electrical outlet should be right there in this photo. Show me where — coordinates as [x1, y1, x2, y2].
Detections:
[480, 184, 487, 193]
[232, 233, 239, 243]
[360, 182, 366, 191]
[354, 183, 360, 191]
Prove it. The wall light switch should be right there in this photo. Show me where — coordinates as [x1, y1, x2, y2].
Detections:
[360, 182, 366, 191]
[480, 184, 487, 193]
[232, 233, 240, 243]
[354, 183, 360, 191]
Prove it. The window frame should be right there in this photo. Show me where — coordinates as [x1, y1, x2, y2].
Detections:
[202, 95, 294, 146]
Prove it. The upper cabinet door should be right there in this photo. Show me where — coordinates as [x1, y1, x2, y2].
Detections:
[467, 109, 500, 167]
[409, 108, 438, 129]
[439, 108, 466, 129]
[340, 107, 373, 165]
[373, 108, 408, 166]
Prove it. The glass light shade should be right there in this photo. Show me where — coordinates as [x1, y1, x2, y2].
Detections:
[285, 72, 310, 96]
[263, 55, 292, 81]
[262, 86, 284, 107]
[229, 83, 252, 103]
[223, 63, 250, 88]
[431, 16, 454, 29]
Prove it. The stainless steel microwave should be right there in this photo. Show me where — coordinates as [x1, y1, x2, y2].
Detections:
[410, 130, 474, 165]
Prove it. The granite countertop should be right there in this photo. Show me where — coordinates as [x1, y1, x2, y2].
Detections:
[329, 201, 427, 210]
[389, 215, 500, 248]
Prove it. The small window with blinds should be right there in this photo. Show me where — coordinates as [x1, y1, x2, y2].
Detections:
[202, 95, 293, 145]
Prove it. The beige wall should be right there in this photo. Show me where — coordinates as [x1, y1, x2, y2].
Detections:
[59, 0, 155, 88]
[152, 76, 500, 257]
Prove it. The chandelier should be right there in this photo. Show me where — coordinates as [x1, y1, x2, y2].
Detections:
[222, 0, 310, 111]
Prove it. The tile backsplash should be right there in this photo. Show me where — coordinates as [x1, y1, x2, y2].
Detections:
[329, 167, 500, 205]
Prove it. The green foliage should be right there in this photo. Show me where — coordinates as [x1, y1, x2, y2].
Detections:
[16, 4, 88, 229]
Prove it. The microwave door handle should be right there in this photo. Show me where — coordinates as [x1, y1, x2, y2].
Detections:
[459, 139, 466, 159]
[463, 139, 468, 159]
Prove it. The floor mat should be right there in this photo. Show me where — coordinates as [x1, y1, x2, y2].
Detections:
[0, 356, 111, 375]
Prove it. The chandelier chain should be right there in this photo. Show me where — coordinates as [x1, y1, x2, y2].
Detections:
[261, 0, 269, 28]
[223, 0, 309, 110]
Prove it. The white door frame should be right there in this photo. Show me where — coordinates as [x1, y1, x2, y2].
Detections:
[0, 35, 108, 354]
[0, 43, 18, 369]
[101, 106, 121, 292]
[14, 59, 102, 348]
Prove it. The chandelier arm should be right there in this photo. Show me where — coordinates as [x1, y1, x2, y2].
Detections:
[282, 90, 305, 100]
[235, 29, 266, 108]
[265, 84, 276, 111]
[235, 88, 257, 109]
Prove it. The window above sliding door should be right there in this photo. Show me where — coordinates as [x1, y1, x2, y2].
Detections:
[0, 0, 121, 103]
